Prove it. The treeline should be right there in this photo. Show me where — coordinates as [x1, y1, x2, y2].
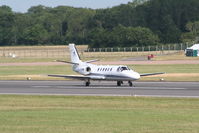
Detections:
[0, 0, 199, 47]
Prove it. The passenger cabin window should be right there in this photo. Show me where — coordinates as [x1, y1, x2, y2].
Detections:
[98, 67, 113, 72]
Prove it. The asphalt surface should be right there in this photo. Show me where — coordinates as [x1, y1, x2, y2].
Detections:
[0, 80, 199, 98]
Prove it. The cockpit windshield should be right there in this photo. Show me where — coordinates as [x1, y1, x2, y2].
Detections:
[117, 66, 131, 72]
[121, 67, 128, 71]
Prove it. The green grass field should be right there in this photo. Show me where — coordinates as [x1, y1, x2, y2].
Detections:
[0, 64, 199, 81]
[1, 47, 199, 81]
[1, 64, 199, 75]
[0, 47, 199, 133]
[0, 95, 198, 133]
[0, 57, 66, 63]
[153, 51, 199, 61]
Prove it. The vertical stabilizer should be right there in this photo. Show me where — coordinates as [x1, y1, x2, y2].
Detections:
[69, 43, 81, 63]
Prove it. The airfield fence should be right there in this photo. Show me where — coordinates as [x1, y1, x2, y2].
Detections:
[0, 45, 87, 58]
[86, 43, 192, 52]
[0, 43, 193, 58]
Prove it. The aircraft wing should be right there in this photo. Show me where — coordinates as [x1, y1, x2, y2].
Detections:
[48, 74, 90, 80]
[140, 72, 165, 77]
[48, 74, 106, 80]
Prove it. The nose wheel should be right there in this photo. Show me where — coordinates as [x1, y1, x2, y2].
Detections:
[128, 81, 133, 87]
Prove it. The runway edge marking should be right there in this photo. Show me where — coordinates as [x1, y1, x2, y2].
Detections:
[0, 93, 199, 98]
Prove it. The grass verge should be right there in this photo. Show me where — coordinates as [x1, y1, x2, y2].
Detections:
[0, 64, 199, 81]
[0, 95, 198, 133]
[153, 51, 199, 61]
[0, 57, 68, 63]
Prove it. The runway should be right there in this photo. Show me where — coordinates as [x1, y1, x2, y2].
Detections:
[0, 80, 199, 98]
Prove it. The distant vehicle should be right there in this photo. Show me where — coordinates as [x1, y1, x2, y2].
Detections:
[48, 44, 165, 86]
[185, 44, 199, 57]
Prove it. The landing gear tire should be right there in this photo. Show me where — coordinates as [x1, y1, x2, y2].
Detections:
[128, 81, 133, 87]
[117, 81, 123, 86]
[85, 81, 90, 86]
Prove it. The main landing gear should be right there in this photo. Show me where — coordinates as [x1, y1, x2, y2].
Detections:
[84, 80, 134, 87]
[85, 80, 90, 86]
[117, 81, 134, 87]
[117, 81, 123, 86]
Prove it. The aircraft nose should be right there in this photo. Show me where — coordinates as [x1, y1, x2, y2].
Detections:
[126, 71, 140, 80]
[134, 72, 140, 80]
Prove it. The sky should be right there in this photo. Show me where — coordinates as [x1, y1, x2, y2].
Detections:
[0, 0, 133, 13]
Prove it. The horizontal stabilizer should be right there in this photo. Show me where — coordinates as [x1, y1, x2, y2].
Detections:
[85, 59, 99, 63]
[140, 72, 165, 77]
[55, 60, 79, 65]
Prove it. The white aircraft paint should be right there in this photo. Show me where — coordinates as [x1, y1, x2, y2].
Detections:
[48, 44, 164, 86]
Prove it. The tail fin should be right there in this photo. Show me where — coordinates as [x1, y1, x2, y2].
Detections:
[69, 43, 81, 64]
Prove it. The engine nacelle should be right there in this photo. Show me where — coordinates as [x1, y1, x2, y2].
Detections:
[81, 66, 91, 75]
[73, 65, 92, 75]
[85, 66, 91, 72]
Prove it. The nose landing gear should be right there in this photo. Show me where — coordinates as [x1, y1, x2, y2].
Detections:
[128, 81, 133, 87]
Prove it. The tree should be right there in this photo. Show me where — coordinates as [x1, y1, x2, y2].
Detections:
[22, 24, 48, 45]
[89, 25, 159, 48]
[1, 0, 199, 46]
[181, 21, 199, 43]
[0, 6, 15, 45]
[66, 8, 95, 44]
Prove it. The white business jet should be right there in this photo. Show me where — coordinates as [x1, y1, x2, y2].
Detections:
[48, 44, 164, 86]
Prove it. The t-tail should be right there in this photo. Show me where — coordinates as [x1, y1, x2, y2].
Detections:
[56, 44, 98, 65]
[69, 43, 82, 64]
